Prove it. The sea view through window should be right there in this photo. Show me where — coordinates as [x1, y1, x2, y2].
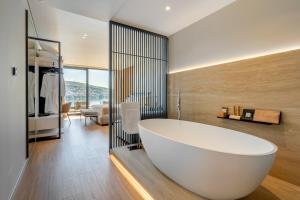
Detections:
[63, 67, 108, 110]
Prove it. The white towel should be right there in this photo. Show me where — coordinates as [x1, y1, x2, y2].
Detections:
[120, 102, 140, 134]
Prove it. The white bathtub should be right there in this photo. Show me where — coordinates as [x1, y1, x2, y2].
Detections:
[138, 119, 277, 200]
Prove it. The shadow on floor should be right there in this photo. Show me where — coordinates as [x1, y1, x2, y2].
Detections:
[241, 186, 280, 200]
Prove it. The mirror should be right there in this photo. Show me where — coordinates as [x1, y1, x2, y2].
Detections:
[26, 8, 63, 158]
[27, 9, 38, 158]
[27, 39, 61, 145]
[27, 11, 36, 37]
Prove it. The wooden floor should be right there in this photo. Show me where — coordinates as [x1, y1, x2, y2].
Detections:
[14, 118, 142, 200]
[14, 117, 300, 200]
[112, 148, 300, 200]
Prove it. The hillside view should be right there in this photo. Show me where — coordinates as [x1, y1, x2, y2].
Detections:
[65, 81, 108, 107]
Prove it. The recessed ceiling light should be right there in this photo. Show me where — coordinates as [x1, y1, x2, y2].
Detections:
[82, 33, 88, 39]
[165, 6, 171, 11]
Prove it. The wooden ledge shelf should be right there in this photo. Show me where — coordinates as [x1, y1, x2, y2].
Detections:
[217, 116, 276, 125]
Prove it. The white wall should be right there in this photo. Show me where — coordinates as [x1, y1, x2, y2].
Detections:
[169, 0, 300, 73]
[0, 0, 26, 199]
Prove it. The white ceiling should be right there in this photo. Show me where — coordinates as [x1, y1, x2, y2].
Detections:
[29, 0, 109, 68]
[28, 0, 236, 68]
[40, 0, 236, 36]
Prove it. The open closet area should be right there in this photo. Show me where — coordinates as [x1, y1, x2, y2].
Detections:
[25, 0, 109, 159]
[27, 38, 63, 141]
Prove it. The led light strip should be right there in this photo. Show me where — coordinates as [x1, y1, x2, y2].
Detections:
[110, 154, 155, 200]
[169, 47, 300, 74]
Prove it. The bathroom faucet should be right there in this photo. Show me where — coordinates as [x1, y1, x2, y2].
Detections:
[176, 90, 181, 120]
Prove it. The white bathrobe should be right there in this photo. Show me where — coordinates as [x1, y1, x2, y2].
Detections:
[40, 73, 65, 113]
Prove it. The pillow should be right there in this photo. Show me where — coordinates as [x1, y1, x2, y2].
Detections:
[91, 105, 103, 110]
[101, 105, 109, 115]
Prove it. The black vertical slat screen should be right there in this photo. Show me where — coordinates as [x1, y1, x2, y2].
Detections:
[109, 21, 168, 149]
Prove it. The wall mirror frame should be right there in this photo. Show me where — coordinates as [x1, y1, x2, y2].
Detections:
[26, 10, 62, 158]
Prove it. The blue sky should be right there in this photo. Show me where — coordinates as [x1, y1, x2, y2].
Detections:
[64, 68, 108, 88]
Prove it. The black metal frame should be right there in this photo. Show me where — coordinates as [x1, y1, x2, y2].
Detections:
[63, 66, 108, 109]
[109, 21, 168, 150]
[25, 10, 29, 158]
[109, 22, 112, 149]
[26, 36, 62, 145]
[86, 69, 89, 107]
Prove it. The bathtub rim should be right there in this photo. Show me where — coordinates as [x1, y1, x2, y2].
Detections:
[138, 118, 278, 157]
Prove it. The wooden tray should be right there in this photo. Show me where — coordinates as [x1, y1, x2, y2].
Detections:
[253, 109, 281, 124]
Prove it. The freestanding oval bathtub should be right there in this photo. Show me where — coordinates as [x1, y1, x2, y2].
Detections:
[138, 119, 277, 200]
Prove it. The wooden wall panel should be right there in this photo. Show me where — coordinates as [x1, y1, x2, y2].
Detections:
[168, 49, 300, 186]
[114, 67, 132, 102]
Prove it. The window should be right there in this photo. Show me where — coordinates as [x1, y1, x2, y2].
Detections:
[88, 69, 109, 106]
[63, 67, 108, 113]
[64, 68, 87, 112]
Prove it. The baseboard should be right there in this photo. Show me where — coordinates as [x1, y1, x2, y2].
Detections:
[9, 159, 28, 200]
